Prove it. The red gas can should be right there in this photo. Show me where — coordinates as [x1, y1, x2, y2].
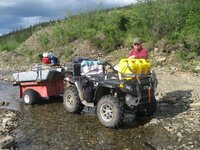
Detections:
[42, 57, 50, 64]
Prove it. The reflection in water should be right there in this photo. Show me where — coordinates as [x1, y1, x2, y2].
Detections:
[0, 81, 176, 149]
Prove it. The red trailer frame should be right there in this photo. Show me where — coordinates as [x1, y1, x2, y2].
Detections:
[16, 79, 65, 105]
[19, 80, 64, 98]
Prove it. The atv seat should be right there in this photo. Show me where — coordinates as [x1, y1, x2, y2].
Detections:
[87, 72, 119, 83]
[87, 74, 105, 82]
[106, 72, 119, 80]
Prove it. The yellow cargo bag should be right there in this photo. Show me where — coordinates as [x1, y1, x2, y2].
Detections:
[118, 58, 151, 80]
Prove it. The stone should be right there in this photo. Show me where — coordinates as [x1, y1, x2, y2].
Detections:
[166, 96, 177, 103]
[188, 141, 193, 145]
[190, 102, 200, 108]
[195, 66, 200, 71]
[0, 101, 5, 106]
[149, 118, 159, 125]
[157, 57, 167, 63]
[183, 99, 190, 103]
[164, 126, 174, 133]
[0, 135, 15, 149]
[177, 138, 182, 143]
[4, 102, 9, 106]
[154, 48, 159, 52]
[177, 132, 183, 139]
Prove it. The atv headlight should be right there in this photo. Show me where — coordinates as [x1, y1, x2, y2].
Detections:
[125, 84, 133, 91]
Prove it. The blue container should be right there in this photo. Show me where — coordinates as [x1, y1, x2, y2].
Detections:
[50, 55, 56, 65]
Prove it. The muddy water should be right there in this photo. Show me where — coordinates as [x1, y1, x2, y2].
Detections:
[0, 81, 177, 149]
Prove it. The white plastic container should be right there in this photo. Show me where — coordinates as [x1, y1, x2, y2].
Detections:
[43, 52, 49, 57]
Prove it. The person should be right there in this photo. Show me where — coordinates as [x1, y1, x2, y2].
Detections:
[113, 38, 148, 73]
[128, 37, 148, 59]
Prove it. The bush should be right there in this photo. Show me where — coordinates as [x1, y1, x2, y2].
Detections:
[176, 50, 197, 61]
[0, 40, 19, 52]
[38, 33, 50, 49]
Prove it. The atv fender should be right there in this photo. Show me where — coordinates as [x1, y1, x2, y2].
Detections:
[94, 85, 112, 104]
[98, 82, 115, 88]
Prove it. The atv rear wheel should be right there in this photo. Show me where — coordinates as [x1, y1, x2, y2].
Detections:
[63, 86, 84, 113]
[97, 95, 124, 128]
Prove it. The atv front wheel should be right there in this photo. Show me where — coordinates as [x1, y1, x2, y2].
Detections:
[97, 95, 124, 128]
[63, 86, 84, 113]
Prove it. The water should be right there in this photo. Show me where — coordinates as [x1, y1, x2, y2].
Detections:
[0, 81, 20, 110]
[0, 80, 176, 149]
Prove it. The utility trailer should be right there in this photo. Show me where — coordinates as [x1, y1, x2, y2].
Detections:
[13, 65, 65, 104]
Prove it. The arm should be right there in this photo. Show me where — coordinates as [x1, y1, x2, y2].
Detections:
[128, 55, 135, 59]
[135, 48, 148, 59]
[128, 49, 135, 58]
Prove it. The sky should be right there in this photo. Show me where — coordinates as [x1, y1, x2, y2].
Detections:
[0, 0, 136, 36]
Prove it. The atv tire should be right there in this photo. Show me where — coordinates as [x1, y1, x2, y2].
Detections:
[63, 86, 84, 113]
[97, 95, 124, 128]
[23, 89, 40, 105]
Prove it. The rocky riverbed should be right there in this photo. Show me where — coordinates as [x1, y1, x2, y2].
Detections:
[149, 67, 200, 149]
[0, 68, 200, 149]
[0, 70, 19, 149]
[0, 109, 18, 149]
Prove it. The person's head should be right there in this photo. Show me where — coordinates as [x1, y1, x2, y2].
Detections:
[133, 37, 142, 50]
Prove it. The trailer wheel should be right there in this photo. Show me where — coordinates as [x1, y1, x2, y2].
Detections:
[97, 95, 124, 128]
[63, 86, 84, 113]
[23, 89, 40, 105]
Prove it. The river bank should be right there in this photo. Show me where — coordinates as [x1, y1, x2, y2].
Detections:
[0, 74, 19, 149]
[0, 109, 18, 149]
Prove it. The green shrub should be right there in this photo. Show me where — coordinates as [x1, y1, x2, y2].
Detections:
[176, 50, 197, 61]
[0, 40, 19, 52]
[66, 49, 73, 57]
[38, 33, 50, 49]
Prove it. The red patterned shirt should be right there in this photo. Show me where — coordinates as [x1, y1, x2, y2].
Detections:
[128, 48, 148, 59]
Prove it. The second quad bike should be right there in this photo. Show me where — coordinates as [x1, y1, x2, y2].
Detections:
[63, 59, 158, 128]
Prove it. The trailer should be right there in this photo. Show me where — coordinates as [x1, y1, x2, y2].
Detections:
[13, 65, 65, 104]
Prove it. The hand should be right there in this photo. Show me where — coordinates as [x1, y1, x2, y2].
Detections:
[128, 55, 135, 59]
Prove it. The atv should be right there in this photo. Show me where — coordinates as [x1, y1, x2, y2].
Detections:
[63, 59, 158, 128]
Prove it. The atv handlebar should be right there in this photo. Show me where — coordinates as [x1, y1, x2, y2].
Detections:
[98, 61, 118, 74]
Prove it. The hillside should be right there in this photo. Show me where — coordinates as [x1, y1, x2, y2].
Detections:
[0, 0, 199, 73]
